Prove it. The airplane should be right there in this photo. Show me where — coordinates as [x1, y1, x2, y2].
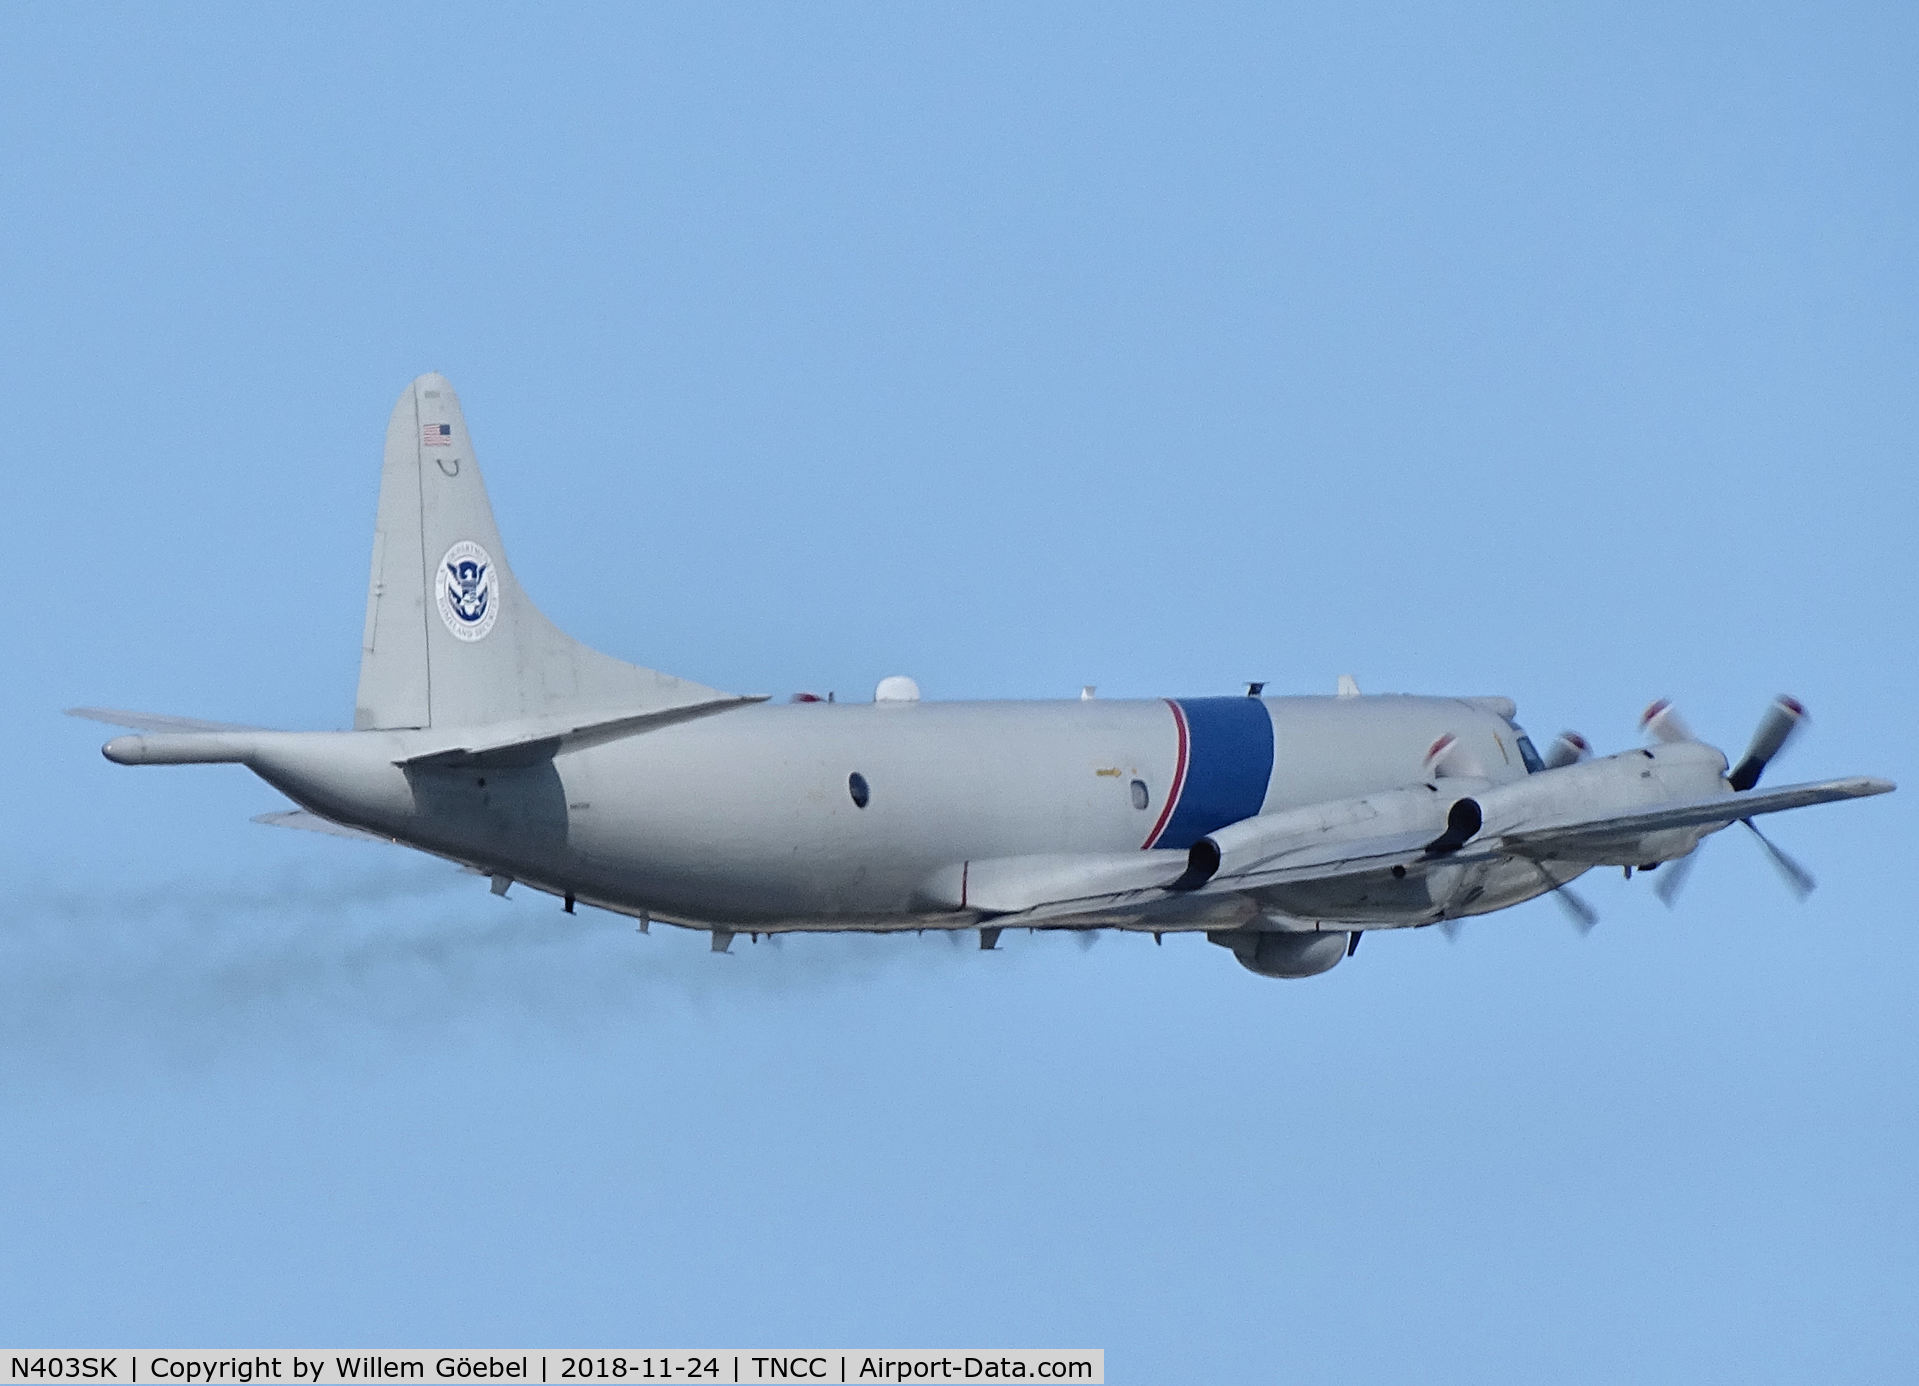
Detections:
[74, 373, 1894, 979]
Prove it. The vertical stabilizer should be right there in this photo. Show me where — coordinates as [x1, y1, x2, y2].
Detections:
[354, 373, 729, 730]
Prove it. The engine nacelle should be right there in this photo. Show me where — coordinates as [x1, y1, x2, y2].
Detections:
[1187, 780, 1492, 886]
[1465, 740, 1729, 864]
[1208, 927, 1349, 979]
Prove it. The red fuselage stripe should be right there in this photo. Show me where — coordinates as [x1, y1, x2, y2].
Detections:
[1143, 698, 1190, 848]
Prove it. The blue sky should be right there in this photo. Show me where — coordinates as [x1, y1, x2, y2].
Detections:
[2, 5, 1914, 1379]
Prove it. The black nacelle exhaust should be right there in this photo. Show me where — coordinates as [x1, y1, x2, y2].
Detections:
[1424, 797, 1483, 855]
[1169, 837, 1223, 892]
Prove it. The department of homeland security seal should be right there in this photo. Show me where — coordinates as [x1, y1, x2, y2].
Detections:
[437, 540, 499, 641]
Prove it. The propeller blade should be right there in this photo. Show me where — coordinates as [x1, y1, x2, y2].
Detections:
[1424, 731, 1486, 779]
[1553, 884, 1600, 935]
[1741, 818, 1816, 899]
[1526, 860, 1599, 933]
[1075, 928, 1102, 951]
[1640, 698, 1695, 745]
[1440, 918, 1464, 942]
[1651, 850, 1699, 908]
[1544, 731, 1592, 769]
[1728, 696, 1807, 792]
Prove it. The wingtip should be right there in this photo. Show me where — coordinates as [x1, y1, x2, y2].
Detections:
[1836, 775, 1898, 797]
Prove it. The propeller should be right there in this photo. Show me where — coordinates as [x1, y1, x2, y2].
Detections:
[1544, 731, 1592, 769]
[1638, 698, 1696, 745]
[1452, 695, 1810, 933]
[1524, 859, 1599, 934]
[1728, 695, 1806, 791]
[1444, 863, 1598, 941]
[1650, 850, 1696, 907]
[1654, 818, 1816, 905]
[1551, 881, 1601, 934]
[1740, 818, 1816, 899]
[1641, 695, 1814, 908]
[1424, 732, 1487, 779]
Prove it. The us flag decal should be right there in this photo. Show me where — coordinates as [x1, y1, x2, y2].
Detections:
[423, 423, 452, 446]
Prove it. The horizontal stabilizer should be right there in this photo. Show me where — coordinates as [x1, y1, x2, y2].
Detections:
[67, 707, 265, 734]
[394, 695, 767, 769]
[253, 809, 396, 845]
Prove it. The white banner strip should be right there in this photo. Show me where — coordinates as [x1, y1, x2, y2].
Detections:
[0, 1354, 1102, 1386]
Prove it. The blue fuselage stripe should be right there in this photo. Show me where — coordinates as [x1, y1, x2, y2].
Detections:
[1153, 698, 1275, 849]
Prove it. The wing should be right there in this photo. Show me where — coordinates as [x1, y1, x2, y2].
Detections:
[923, 774, 1895, 932]
[919, 828, 1461, 932]
[1485, 775, 1893, 861]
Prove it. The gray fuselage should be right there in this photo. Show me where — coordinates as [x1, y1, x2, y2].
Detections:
[243, 693, 1533, 927]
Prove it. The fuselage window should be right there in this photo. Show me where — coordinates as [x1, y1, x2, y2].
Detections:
[1130, 778, 1150, 810]
[848, 772, 870, 808]
[1515, 735, 1545, 774]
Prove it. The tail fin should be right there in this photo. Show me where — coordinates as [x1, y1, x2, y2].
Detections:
[354, 373, 729, 730]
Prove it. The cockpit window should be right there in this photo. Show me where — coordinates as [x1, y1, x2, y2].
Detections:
[1515, 734, 1545, 774]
